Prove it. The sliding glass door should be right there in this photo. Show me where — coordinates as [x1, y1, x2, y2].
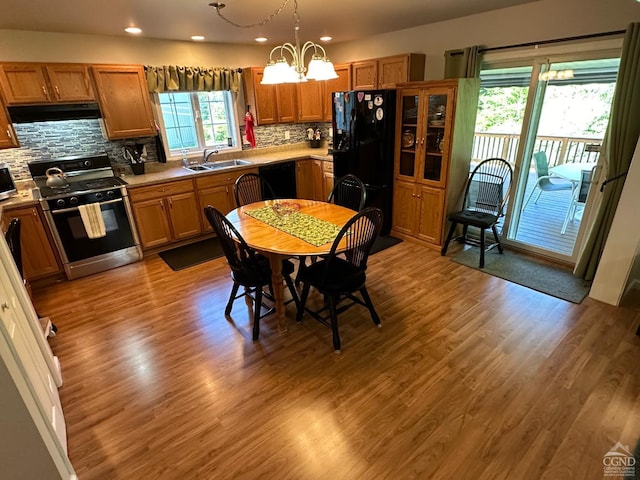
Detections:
[474, 53, 620, 262]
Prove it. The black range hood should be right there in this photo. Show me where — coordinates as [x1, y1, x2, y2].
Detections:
[8, 103, 102, 123]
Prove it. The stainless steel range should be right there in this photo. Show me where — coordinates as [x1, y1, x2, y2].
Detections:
[28, 154, 142, 279]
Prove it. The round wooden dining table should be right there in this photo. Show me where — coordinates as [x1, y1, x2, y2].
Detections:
[225, 199, 357, 332]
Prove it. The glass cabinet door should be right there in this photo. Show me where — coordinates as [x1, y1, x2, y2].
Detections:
[397, 90, 421, 178]
[422, 92, 449, 184]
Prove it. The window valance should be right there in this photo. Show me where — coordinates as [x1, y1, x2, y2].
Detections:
[144, 65, 242, 93]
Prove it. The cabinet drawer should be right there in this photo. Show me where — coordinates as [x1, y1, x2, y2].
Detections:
[322, 161, 334, 173]
[195, 167, 258, 189]
[128, 179, 195, 202]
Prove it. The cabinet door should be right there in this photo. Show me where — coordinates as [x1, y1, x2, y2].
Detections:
[276, 83, 297, 123]
[167, 192, 202, 240]
[416, 186, 445, 245]
[91, 65, 155, 139]
[391, 181, 418, 236]
[296, 159, 315, 199]
[132, 199, 172, 249]
[45, 65, 95, 102]
[395, 88, 423, 182]
[310, 160, 325, 201]
[0, 100, 19, 149]
[4, 206, 60, 280]
[352, 61, 377, 90]
[248, 68, 278, 125]
[322, 170, 334, 201]
[297, 81, 323, 122]
[421, 88, 453, 187]
[322, 63, 351, 121]
[0, 64, 50, 104]
[378, 55, 408, 89]
[199, 185, 233, 232]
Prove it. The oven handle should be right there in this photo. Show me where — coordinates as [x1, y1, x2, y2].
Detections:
[50, 198, 124, 215]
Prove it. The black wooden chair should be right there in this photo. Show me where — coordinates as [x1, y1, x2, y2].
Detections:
[204, 206, 299, 341]
[234, 173, 276, 207]
[441, 158, 513, 268]
[327, 174, 367, 212]
[296, 207, 383, 353]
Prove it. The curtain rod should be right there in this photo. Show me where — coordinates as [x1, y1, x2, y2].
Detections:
[478, 29, 626, 54]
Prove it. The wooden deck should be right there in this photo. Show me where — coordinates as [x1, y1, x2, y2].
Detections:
[512, 173, 581, 256]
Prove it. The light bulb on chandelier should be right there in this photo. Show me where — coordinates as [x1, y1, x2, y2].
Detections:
[209, 0, 338, 84]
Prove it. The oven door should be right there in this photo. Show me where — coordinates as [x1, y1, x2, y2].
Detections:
[49, 198, 136, 262]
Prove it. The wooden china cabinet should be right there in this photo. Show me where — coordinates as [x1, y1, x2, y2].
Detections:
[392, 79, 479, 248]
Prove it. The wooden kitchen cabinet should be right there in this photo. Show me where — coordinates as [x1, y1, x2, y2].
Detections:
[0, 95, 18, 149]
[392, 79, 479, 248]
[91, 64, 156, 139]
[0, 63, 95, 104]
[196, 167, 258, 232]
[322, 160, 334, 200]
[352, 54, 425, 90]
[1, 205, 61, 281]
[296, 159, 315, 199]
[243, 67, 278, 125]
[322, 63, 351, 122]
[129, 179, 202, 249]
[276, 83, 298, 123]
[297, 81, 323, 122]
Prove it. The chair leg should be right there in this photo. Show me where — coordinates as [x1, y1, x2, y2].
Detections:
[441, 221, 458, 256]
[296, 282, 311, 323]
[252, 286, 263, 341]
[360, 287, 381, 327]
[295, 255, 307, 285]
[283, 273, 300, 311]
[492, 224, 503, 254]
[533, 189, 543, 204]
[225, 282, 240, 315]
[479, 228, 486, 268]
[328, 295, 341, 353]
[523, 186, 538, 210]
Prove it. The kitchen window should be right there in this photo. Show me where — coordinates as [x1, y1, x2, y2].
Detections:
[156, 91, 240, 158]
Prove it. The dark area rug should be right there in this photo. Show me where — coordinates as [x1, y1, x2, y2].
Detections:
[371, 235, 403, 255]
[159, 237, 224, 271]
[450, 247, 591, 303]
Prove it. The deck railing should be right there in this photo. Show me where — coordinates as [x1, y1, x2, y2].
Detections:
[472, 133, 602, 168]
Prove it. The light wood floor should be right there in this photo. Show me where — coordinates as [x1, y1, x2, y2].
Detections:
[33, 241, 640, 480]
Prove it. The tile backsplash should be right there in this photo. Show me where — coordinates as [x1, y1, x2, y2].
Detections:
[0, 118, 332, 181]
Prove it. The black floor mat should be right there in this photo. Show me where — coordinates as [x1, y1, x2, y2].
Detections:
[370, 235, 402, 255]
[159, 238, 224, 271]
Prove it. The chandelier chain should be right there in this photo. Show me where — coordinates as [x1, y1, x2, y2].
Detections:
[209, 0, 291, 29]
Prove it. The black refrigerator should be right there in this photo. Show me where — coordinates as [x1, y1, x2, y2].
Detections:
[332, 89, 396, 234]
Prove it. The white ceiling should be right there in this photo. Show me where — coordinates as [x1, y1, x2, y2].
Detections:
[1, 0, 540, 46]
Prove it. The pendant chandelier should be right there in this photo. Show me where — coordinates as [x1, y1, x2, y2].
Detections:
[210, 0, 338, 84]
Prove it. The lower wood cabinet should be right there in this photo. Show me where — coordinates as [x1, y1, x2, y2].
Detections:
[1, 205, 61, 281]
[392, 181, 445, 246]
[322, 160, 334, 200]
[296, 159, 315, 199]
[196, 168, 258, 232]
[129, 179, 202, 249]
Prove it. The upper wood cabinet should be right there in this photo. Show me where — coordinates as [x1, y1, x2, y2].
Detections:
[297, 81, 324, 123]
[0, 63, 95, 104]
[276, 83, 298, 123]
[243, 67, 278, 125]
[0, 94, 18, 149]
[322, 64, 352, 122]
[91, 65, 155, 139]
[352, 54, 425, 90]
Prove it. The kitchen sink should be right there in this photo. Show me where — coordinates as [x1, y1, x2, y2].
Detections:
[183, 159, 253, 173]
[203, 159, 253, 169]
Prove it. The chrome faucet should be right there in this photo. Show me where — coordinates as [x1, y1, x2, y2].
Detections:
[203, 149, 220, 163]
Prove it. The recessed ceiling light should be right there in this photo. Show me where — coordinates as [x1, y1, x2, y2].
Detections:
[320, 36, 333, 42]
[191, 35, 205, 41]
[255, 37, 268, 43]
[124, 27, 142, 34]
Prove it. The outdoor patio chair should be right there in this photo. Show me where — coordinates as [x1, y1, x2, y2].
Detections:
[523, 151, 573, 209]
[561, 167, 594, 234]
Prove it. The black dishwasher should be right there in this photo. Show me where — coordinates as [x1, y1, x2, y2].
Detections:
[258, 161, 297, 198]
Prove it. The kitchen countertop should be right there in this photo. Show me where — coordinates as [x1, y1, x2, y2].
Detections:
[0, 145, 333, 212]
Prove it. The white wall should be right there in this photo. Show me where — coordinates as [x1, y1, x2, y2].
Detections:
[590, 137, 640, 305]
[330, 0, 640, 80]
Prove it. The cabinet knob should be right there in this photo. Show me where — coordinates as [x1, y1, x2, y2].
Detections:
[411, 193, 416, 197]
[41, 85, 48, 98]
[54, 85, 61, 99]
[1, 303, 8, 312]
[416, 195, 421, 199]
[169, 198, 173, 208]
[6, 129, 11, 139]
